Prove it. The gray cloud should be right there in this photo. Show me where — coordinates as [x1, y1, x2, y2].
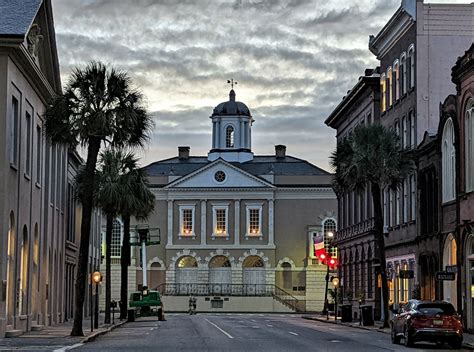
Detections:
[52, 0, 401, 171]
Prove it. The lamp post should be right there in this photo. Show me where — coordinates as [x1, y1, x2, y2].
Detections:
[323, 231, 334, 318]
[332, 277, 340, 322]
[92, 271, 102, 329]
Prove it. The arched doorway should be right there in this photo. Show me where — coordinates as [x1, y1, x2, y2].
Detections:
[276, 262, 293, 291]
[6, 212, 16, 325]
[32, 224, 39, 322]
[243, 256, 266, 295]
[443, 234, 457, 308]
[176, 256, 198, 295]
[209, 256, 232, 295]
[19, 225, 29, 316]
[149, 262, 166, 290]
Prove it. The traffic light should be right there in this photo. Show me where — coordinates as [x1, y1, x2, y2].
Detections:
[318, 251, 327, 263]
[328, 257, 338, 268]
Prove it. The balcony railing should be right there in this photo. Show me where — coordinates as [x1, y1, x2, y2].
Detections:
[154, 283, 304, 312]
[336, 217, 375, 242]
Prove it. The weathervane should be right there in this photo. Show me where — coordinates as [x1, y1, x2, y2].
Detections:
[227, 78, 237, 89]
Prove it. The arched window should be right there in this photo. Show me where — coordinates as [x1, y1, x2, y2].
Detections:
[442, 118, 456, 202]
[400, 52, 407, 95]
[466, 102, 474, 192]
[380, 73, 386, 112]
[323, 218, 337, 257]
[393, 60, 400, 101]
[402, 116, 408, 148]
[408, 44, 415, 89]
[387, 67, 393, 107]
[225, 126, 234, 148]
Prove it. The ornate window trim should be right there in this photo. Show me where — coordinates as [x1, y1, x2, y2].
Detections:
[245, 203, 263, 239]
[466, 103, 474, 192]
[178, 205, 196, 239]
[212, 204, 229, 239]
[442, 117, 456, 202]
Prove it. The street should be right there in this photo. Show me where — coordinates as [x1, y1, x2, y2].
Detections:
[71, 314, 469, 351]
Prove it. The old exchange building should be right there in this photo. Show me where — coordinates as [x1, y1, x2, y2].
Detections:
[125, 89, 338, 312]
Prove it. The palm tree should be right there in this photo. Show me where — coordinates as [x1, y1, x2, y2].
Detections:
[330, 123, 414, 328]
[118, 166, 155, 320]
[44, 61, 152, 336]
[95, 149, 139, 324]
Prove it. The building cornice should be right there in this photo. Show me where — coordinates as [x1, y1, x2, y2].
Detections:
[325, 75, 379, 128]
[369, 8, 415, 60]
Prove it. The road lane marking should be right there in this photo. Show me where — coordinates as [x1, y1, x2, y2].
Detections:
[328, 328, 337, 331]
[53, 343, 84, 352]
[289, 332, 298, 336]
[205, 319, 234, 339]
[266, 324, 273, 327]
[250, 319, 257, 322]
[331, 340, 342, 343]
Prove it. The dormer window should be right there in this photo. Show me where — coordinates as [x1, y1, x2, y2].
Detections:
[226, 126, 234, 147]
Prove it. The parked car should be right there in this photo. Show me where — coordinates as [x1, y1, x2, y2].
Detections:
[390, 300, 463, 348]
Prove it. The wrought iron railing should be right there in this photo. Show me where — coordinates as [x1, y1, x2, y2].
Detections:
[336, 217, 375, 242]
[154, 283, 303, 312]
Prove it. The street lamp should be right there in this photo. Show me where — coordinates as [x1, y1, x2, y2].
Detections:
[92, 271, 102, 329]
[331, 277, 340, 322]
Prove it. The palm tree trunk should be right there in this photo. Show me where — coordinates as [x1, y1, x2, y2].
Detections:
[119, 215, 131, 319]
[371, 182, 390, 328]
[71, 137, 101, 336]
[104, 213, 113, 324]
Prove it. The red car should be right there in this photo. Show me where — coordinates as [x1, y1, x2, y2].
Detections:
[391, 300, 463, 348]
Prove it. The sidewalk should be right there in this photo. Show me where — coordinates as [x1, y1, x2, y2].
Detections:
[303, 314, 474, 350]
[0, 314, 126, 351]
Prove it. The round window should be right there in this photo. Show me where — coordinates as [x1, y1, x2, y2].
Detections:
[214, 171, 226, 182]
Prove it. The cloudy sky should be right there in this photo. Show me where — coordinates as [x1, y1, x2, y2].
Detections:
[51, 0, 446, 171]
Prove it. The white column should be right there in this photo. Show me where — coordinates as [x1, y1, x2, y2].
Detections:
[268, 199, 274, 245]
[234, 200, 240, 245]
[201, 200, 206, 245]
[141, 241, 148, 287]
[217, 120, 221, 148]
[248, 121, 252, 149]
[240, 119, 245, 148]
[167, 200, 173, 246]
[212, 122, 216, 148]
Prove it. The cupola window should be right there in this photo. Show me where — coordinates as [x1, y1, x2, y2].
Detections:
[226, 126, 234, 148]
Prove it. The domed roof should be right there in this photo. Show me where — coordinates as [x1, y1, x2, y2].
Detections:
[212, 89, 251, 116]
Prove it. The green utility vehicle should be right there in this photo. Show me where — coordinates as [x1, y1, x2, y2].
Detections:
[129, 289, 164, 320]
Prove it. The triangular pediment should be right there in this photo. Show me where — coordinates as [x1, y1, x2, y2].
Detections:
[165, 159, 274, 189]
[23, 1, 62, 94]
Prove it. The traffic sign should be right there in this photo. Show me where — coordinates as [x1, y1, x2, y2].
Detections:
[399, 270, 414, 279]
[436, 271, 455, 281]
[445, 265, 457, 273]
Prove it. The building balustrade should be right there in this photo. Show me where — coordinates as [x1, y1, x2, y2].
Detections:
[336, 217, 375, 242]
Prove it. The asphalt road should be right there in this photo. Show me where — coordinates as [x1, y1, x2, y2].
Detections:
[72, 314, 468, 352]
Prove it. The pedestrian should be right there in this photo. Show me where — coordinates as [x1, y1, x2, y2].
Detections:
[188, 294, 197, 315]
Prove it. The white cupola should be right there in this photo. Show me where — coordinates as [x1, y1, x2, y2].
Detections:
[208, 88, 254, 163]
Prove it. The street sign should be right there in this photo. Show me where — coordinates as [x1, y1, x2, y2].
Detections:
[436, 271, 455, 281]
[399, 270, 414, 279]
[445, 265, 457, 273]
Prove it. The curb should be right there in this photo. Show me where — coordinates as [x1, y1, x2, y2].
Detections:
[302, 316, 390, 334]
[302, 316, 474, 350]
[80, 320, 127, 344]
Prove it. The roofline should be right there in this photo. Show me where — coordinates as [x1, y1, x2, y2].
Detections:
[325, 75, 379, 128]
[368, 4, 415, 59]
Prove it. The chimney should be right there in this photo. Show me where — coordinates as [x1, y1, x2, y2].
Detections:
[275, 145, 286, 159]
[178, 146, 190, 160]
